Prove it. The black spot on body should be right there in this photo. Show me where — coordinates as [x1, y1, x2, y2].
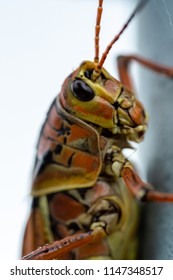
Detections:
[54, 144, 63, 154]
[35, 151, 54, 175]
[58, 123, 71, 136]
[67, 153, 75, 167]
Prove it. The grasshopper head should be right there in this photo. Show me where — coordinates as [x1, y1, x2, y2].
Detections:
[60, 61, 147, 143]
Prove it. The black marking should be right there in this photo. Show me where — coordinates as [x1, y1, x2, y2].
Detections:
[78, 187, 90, 199]
[63, 137, 67, 145]
[67, 153, 75, 167]
[43, 248, 49, 253]
[54, 144, 63, 154]
[34, 148, 76, 176]
[32, 197, 39, 208]
[58, 123, 71, 136]
[92, 203, 121, 224]
[68, 222, 81, 232]
[35, 151, 55, 175]
[47, 122, 71, 137]
[113, 87, 123, 109]
[113, 101, 119, 109]
[41, 132, 68, 145]
[84, 69, 93, 79]
[41, 133, 63, 145]
[50, 220, 62, 240]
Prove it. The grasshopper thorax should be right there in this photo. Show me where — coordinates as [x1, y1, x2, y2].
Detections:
[60, 60, 147, 143]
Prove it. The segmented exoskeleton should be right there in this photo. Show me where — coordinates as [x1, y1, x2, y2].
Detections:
[22, 0, 173, 260]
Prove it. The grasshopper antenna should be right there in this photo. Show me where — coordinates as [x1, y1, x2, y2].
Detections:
[92, 0, 150, 81]
[94, 0, 103, 63]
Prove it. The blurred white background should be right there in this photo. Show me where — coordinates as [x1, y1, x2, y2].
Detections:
[0, 0, 148, 259]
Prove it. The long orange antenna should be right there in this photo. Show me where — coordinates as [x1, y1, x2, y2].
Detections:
[94, 0, 103, 63]
[92, 0, 150, 81]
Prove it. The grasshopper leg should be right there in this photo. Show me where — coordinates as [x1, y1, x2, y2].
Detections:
[117, 55, 173, 92]
[21, 227, 106, 260]
[121, 167, 173, 203]
[117, 55, 173, 203]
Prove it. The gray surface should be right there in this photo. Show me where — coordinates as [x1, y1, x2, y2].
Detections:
[137, 0, 173, 259]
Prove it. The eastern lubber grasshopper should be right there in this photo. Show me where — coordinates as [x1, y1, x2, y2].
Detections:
[21, 0, 173, 260]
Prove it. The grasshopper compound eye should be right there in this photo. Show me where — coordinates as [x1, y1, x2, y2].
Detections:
[71, 79, 95, 101]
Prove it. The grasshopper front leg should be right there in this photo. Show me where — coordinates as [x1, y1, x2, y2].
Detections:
[116, 55, 173, 203]
[105, 145, 173, 203]
[121, 167, 173, 203]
